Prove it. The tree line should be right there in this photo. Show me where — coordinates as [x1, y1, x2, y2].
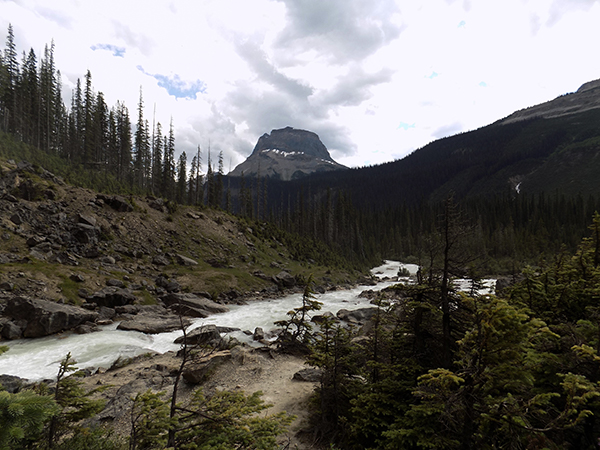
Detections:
[0, 24, 228, 206]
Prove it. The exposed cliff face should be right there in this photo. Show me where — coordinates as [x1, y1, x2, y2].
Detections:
[230, 127, 347, 180]
[499, 78, 600, 124]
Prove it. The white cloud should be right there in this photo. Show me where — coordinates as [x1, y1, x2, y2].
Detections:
[1, 0, 600, 171]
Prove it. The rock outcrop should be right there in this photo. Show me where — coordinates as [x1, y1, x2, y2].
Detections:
[229, 127, 347, 180]
[1, 296, 98, 338]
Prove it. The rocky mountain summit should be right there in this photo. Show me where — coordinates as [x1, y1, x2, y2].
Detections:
[230, 127, 347, 180]
[499, 78, 600, 124]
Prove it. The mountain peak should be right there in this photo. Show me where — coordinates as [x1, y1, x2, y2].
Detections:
[230, 127, 347, 180]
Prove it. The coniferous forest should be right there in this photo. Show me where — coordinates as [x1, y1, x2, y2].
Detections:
[4, 24, 600, 449]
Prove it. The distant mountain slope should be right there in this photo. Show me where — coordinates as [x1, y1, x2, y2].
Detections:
[499, 78, 600, 124]
[230, 127, 347, 181]
[258, 79, 600, 213]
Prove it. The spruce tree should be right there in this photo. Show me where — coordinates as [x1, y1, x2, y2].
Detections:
[176, 151, 187, 204]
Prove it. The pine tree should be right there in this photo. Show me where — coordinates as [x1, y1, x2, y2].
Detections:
[2, 24, 19, 134]
[39, 41, 57, 153]
[133, 87, 149, 189]
[162, 118, 175, 199]
[151, 122, 163, 195]
[82, 69, 95, 165]
[176, 151, 187, 204]
[19, 48, 38, 146]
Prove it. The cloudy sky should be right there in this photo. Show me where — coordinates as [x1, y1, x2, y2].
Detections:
[2, 0, 600, 171]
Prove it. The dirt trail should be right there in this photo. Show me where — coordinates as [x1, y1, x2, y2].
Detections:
[82, 347, 321, 449]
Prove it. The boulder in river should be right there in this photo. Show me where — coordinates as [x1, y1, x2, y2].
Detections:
[2, 296, 98, 338]
[162, 292, 229, 317]
[174, 324, 221, 345]
[117, 306, 191, 334]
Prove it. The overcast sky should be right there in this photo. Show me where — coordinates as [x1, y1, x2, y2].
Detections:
[2, 0, 600, 171]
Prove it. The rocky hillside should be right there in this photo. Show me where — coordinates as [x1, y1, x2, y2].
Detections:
[229, 127, 347, 180]
[0, 158, 363, 341]
[499, 78, 600, 124]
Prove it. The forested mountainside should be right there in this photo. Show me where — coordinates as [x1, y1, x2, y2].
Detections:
[231, 89, 600, 270]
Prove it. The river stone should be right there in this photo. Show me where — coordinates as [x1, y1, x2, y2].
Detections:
[174, 324, 221, 345]
[117, 312, 191, 334]
[3, 296, 99, 338]
[162, 292, 229, 316]
[336, 307, 378, 324]
[0, 374, 25, 393]
[253, 327, 265, 341]
[1, 319, 22, 340]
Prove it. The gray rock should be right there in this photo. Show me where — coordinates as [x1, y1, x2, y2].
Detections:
[1, 320, 22, 340]
[336, 307, 378, 324]
[0, 374, 25, 393]
[175, 254, 198, 266]
[103, 195, 134, 212]
[253, 327, 265, 341]
[174, 324, 221, 345]
[10, 213, 23, 225]
[216, 326, 241, 333]
[293, 368, 322, 382]
[70, 274, 85, 283]
[73, 223, 98, 244]
[182, 350, 231, 384]
[101, 256, 117, 265]
[162, 293, 229, 316]
[26, 235, 46, 247]
[88, 287, 136, 308]
[106, 278, 125, 288]
[77, 213, 97, 227]
[273, 271, 296, 288]
[152, 255, 170, 266]
[117, 312, 190, 334]
[2, 296, 98, 338]
[0, 281, 15, 291]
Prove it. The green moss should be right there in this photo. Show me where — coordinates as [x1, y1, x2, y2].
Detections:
[136, 289, 157, 305]
[58, 275, 82, 305]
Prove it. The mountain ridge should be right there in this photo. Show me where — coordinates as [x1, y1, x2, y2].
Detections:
[498, 78, 600, 124]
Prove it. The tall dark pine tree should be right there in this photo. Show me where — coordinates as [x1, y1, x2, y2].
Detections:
[67, 78, 84, 162]
[187, 145, 203, 205]
[39, 41, 57, 153]
[82, 69, 95, 165]
[176, 151, 187, 204]
[93, 92, 109, 171]
[214, 150, 224, 209]
[1, 24, 19, 134]
[19, 48, 38, 146]
[133, 87, 151, 190]
[151, 122, 163, 195]
[205, 160, 214, 207]
[115, 101, 132, 183]
[162, 118, 176, 200]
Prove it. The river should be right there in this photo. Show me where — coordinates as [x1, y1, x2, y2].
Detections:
[0, 261, 418, 381]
